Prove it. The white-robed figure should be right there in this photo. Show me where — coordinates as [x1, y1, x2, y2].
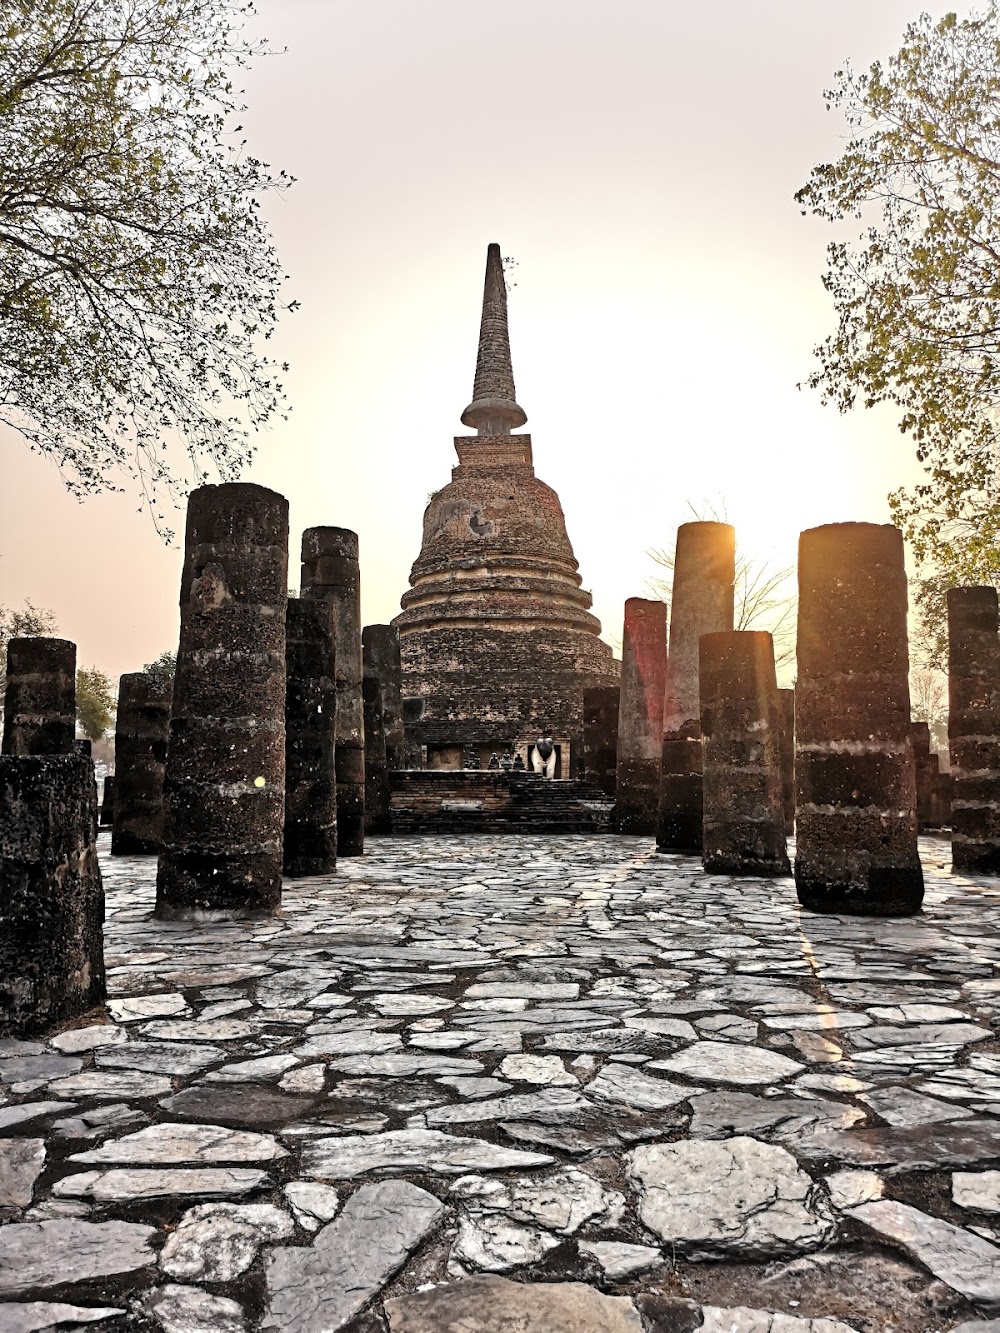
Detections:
[531, 734, 557, 780]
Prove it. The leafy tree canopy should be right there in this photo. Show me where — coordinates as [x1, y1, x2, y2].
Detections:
[76, 664, 114, 740]
[796, 4, 1000, 666]
[0, 0, 294, 530]
[142, 649, 176, 678]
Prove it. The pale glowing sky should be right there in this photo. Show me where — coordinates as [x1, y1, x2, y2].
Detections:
[0, 0, 962, 686]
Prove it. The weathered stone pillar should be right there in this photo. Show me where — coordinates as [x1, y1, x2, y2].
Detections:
[948, 587, 1000, 873]
[301, 528, 365, 856]
[99, 774, 115, 828]
[284, 598, 338, 877]
[910, 722, 938, 831]
[615, 599, 666, 833]
[777, 688, 795, 835]
[112, 672, 171, 855]
[156, 483, 288, 919]
[657, 522, 735, 852]
[362, 625, 406, 770]
[0, 752, 105, 1034]
[795, 523, 923, 915]
[700, 632, 790, 876]
[363, 675, 391, 833]
[2, 637, 76, 756]
[583, 686, 619, 798]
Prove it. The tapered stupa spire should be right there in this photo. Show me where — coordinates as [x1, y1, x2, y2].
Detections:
[461, 242, 527, 434]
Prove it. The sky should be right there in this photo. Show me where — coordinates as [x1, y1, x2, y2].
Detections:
[0, 0, 966, 687]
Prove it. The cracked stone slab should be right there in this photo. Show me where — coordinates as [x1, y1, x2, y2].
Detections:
[108, 994, 188, 1022]
[328, 1052, 484, 1078]
[0, 1218, 157, 1293]
[586, 1063, 694, 1111]
[283, 1180, 340, 1231]
[498, 1053, 578, 1086]
[94, 1042, 225, 1075]
[688, 1090, 865, 1144]
[146, 1284, 246, 1333]
[795, 1119, 1000, 1170]
[0, 1102, 72, 1132]
[578, 1239, 663, 1280]
[46, 1070, 174, 1100]
[450, 1213, 559, 1272]
[0, 1139, 45, 1208]
[699, 1308, 861, 1332]
[424, 1088, 591, 1128]
[0, 1302, 126, 1331]
[450, 1168, 624, 1234]
[384, 1274, 644, 1331]
[301, 1128, 553, 1179]
[824, 1169, 884, 1210]
[48, 1026, 129, 1054]
[263, 1178, 445, 1331]
[649, 1041, 804, 1086]
[850, 1198, 1000, 1304]
[859, 1086, 974, 1128]
[628, 1136, 834, 1257]
[954, 1171, 1000, 1213]
[53, 1168, 270, 1202]
[68, 1121, 287, 1164]
[159, 1202, 294, 1281]
[160, 1085, 319, 1126]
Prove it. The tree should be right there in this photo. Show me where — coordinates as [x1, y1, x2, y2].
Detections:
[0, 0, 294, 530]
[76, 665, 115, 740]
[796, 4, 1000, 660]
[143, 650, 177, 679]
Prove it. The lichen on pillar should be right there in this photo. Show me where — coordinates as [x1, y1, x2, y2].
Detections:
[615, 599, 666, 834]
[948, 586, 1000, 873]
[156, 483, 289, 919]
[795, 522, 923, 916]
[2, 637, 76, 756]
[112, 672, 171, 855]
[700, 631, 790, 876]
[284, 597, 337, 877]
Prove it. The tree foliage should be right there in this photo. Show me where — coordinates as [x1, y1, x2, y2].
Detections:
[76, 664, 114, 740]
[143, 649, 176, 678]
[0, 597, 57, 695]
[796, 4, 1000, 662]
[0, 0, 294, 527]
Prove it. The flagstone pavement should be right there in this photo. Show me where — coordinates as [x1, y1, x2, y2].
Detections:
[3, 832, 1000, 1331]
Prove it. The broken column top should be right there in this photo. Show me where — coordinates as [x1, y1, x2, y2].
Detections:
[2, 637, 77, 756]
[948, 585, 999, 636]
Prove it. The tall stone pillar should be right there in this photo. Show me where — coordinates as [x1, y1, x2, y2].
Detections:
[777, 688, 795, 835]
[362, 625, 406, 770]
[657, 522, 735, 852]
[910, 722, 938, 831]
[301, 528, 365, 856]
[156, 483, 288, 919]
[583, 686, 619, 798]
[112, 672, 171, 855]
[2, 637, 76, 756]
[363, 675, 390, 833]
[99, 774, 115, 828]
[615, 599, 667, 833]
[948, 587, 1000, 873]
[700, 632, 790, 875]
[284, 598, 338, 878]
[795, 523, 923, 915]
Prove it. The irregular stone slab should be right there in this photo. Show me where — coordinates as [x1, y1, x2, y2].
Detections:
[451, 1213, 558, 1272]
[438, 1076, 512, 1098]
[370, 994, 454, 1016]
[263, 1179, 444, 1331]
[302, 1128, 552, 1179]
[649, 1042, 803, 1086]
[328, 1053, 484, 1078]
[283, 1181, 340, 1231]
[159, 1202, 293, 1281]
[628, 1136, 834, 1257]
[578, 1239, 663, 1280]
[688, 1090, 865, 1143]
[851, 1023, 991, 1050]
[295, 1031, 402, 1058]
[140, 1019, 256, 1042]
[586, 1064, 693, 1111]
[49, 1025, 128, 1054]
[0, 1218, 157, 1293]
[859, 1086, 974, 1128]
[54, 1168, 269, 1202]
[279, 1064, 326, 1093]
[498, 1054, 578, 1086]
[146, 1284, 246, 1333]
[425, 1088, 591, 1128]
[0, 1101, 72, 1131]
[69, 1122, 286, 1165]
[699, 1308, 860, 1332]
[825, 1169, 884, 1211]
[160, 1085, 318, 1126]
[0, 1054, 82, 1084]
[46, 1070, 173, 1100]
[954, 1171, 1000, 1212]
[465, 982, 580, 1000]
[0, 1302, 126, 1331]
[108, 994, 188, 1022]
[0, 1139, 45, 1208]
[203, 1054, 300, 1083]
[95, 1042, 224, 1075]
[849, 1199, 1000, 1304]
[51, 1103, 148, 1141]
[384, 1275, 644, 1331]
[450, 1168, 624, 1233]
[795, 1119, 1000, 1170]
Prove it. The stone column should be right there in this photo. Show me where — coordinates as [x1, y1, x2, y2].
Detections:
[795, 522, 923, 915]
[2, 637, 76, 756]
[700, 631, 790, 875]
[777, 688, 795, 835]
[657, 522, 735, 852]
[111, 672, 171, 855]
[582, 686, 619, 798]
[0, 752, 105, 1034]
[99, 774, 115, 828]
[615, 599, 667, 833]
[284, 598, 338, 877]
[362, 625, 406, 770]
[156, 483, 288, 919]
[363, 675, 391, 833]
[948, 586, 1000, 873]
[910, 722, 937, 831]
[301, 527, 365, 856]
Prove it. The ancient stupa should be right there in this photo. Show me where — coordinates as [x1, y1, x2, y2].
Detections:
[393, 243, 618, 774]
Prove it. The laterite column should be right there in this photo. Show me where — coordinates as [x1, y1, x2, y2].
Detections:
[112, 672, 171, 854]
[615, 598, 667, 833]
[99, 774, 115, 828]
[700, 632, 790, 875]
[2, 638, 76, 755]
[657, 522, 735, 851]
[301, 528, 365, 856]
[362, 625, 406, 770]
[284, 598, 338, 877]
[363, 675, 390, 833]
[777, 688, 795, 835]
[948, 587, 1000, 873]
[583, 686, 619, 798]
[910, 722, 938, 832]
[795, 523, 923, 915]
[156, 483, 288, 918]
